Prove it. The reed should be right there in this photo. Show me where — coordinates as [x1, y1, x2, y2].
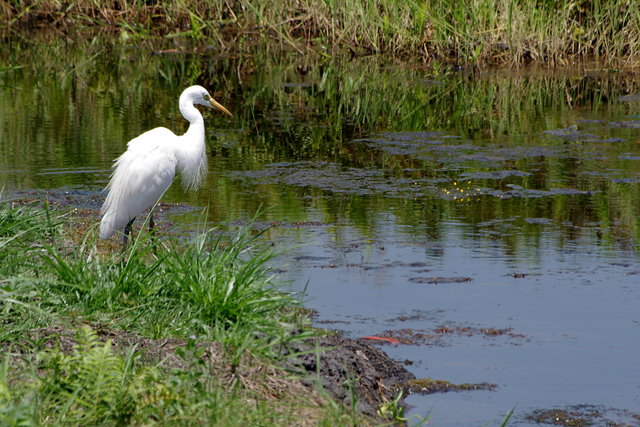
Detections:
[2, 0, 639, 66]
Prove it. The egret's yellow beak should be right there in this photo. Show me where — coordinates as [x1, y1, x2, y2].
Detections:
[206, 95, 232, 117]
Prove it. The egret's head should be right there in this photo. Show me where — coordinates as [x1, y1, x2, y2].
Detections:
[202, 92, 233, 117]
[184, 85, 233, 117]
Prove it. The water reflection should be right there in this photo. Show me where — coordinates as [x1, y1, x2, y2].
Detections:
[1, 34, 640, 424]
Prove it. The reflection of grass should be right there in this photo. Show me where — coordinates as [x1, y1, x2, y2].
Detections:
[0, 200, 368, 425]
[2, 36, 638, 155]
[1, 36, 639, 255]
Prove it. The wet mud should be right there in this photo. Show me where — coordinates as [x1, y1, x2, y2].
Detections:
[399, 378, 497, 394]
[522, 404, 640, 426]
[365, 325, 528, 347]
[284, 333, 416, 417]
[408, 276, 473, 284]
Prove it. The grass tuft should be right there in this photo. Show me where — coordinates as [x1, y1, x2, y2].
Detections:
[160, 226, 292, 328]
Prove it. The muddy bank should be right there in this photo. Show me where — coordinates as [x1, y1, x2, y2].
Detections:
[19, 325, 416, 421]
[285, 333, 416, 418]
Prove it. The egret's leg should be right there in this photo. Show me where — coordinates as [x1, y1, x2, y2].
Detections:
[123, 217, 135, 248]
[149, 210, 158, 255]
[149, 211, 155, 234]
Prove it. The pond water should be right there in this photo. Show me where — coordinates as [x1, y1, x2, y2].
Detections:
[1, 36, 640, 425]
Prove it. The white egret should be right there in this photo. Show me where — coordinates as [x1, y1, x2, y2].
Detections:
[99, 85, 232, 245]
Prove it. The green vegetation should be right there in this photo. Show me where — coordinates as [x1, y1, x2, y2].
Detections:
[0, 200, 368, 425]
[2, 0, 639, 66]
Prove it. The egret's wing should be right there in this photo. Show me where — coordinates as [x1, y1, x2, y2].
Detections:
[99, 128, 177, 239]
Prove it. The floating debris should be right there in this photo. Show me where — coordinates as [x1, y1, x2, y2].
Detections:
[231, 161, 439, 197]
[525, 217, 553, 225]
[583, 137, 625, 143]
[460, 170, 532, 180]
[352, 131, 472, 158]
[618, 155, 640, 160]
[398, 378, 497, 395]
[608, 120, 640, 129]
[370, 326, 528, 347]
[576, 119, 606, 125]
[543, 127, 597, 141]
[359, 336, 400, 345]
[523, 404, 640, 426]
[408, 276, 472, 284]
[375, 131, 450, 141]
[611, 177, 640, 183]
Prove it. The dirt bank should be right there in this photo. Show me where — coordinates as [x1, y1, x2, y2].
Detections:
[285, 333, 416, 418]
[19, 325, 415, 421]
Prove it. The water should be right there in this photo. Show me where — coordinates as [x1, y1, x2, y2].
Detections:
[1, 36, 640, 425]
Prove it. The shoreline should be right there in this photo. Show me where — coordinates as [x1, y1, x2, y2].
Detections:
[0, 194, 418, 424]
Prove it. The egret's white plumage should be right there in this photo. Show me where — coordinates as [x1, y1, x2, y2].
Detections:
[99, 85, 232, 241]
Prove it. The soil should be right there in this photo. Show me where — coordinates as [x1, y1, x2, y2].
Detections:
[523, 404, 640, 427]
[284, 333, 416, 417]
[21, 326, 416, 420]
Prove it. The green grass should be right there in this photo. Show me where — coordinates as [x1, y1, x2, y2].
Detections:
[2, 0, 639, 66]
[0, 200, 368, 425]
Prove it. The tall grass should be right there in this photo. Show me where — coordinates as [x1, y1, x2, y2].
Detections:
[2, 0, 639, 66]
[4, 210, 300, 340]
[0, 200, 366, 425]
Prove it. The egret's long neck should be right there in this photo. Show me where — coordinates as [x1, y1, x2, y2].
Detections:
[179, 99, 205, 140]
[176, 99, 208, 191]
